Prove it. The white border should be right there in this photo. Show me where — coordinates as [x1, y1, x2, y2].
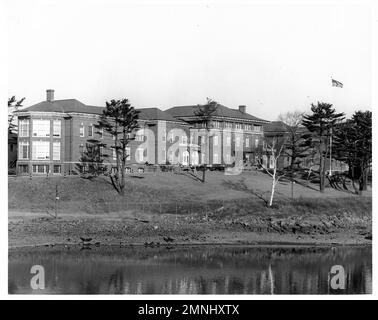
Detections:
[2, 0, 377, 300]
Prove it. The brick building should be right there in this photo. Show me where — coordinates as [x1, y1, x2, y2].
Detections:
[14, 89, 273, 175]
[166, 104, 269, 167]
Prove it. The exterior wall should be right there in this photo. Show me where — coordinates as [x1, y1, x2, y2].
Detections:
[16, 111, 192, 175]
[17, 113, 66, 175]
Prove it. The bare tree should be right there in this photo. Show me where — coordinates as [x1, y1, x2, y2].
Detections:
[258, 137, 286, 207]
[278, 111, 308, 199]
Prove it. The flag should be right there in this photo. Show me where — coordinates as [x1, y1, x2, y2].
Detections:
[332, 78, 343, 88]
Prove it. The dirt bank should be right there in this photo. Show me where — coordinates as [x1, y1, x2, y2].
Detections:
[9, 209, 372, 248]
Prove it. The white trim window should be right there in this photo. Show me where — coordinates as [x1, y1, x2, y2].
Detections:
[79, 123, 84, 137]
[33, 119, 50, 137]
[53, 120, 61, 137]
[136, 147, 144, 162]
[32, 141, 50, 160]
[226, 136, 231, 146]
[213, 135, 218, 146]
[53, 141, 61, 160]
[213, 153, 219, 164]
[88, 125, 93, 137]
[19, 119, 30, 137]
[19, 141, 29, 159]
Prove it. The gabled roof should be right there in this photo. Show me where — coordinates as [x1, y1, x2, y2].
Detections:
[165, 104, 268, 123]
[264, 121, 309, 135]
[17, 99, 185, 123]
[263, 121, 290, 133]
[138, 107, 186, 123]
[18, 99, 104, 115]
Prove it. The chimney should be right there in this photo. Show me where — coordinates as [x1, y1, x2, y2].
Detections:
[239, 105, 246, 113]
[46, 89, 55, 102]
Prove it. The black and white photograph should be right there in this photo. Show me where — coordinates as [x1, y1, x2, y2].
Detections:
[2, 0, 375, 302]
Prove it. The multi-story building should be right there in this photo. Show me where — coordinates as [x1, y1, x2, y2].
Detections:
[14, 89, 273, 175]
[15, 89, 190, 175]
[263, 120, 349, 172]
[166, 104, 269, 166]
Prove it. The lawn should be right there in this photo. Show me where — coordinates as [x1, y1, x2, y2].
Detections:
[8, 170, 371, 216]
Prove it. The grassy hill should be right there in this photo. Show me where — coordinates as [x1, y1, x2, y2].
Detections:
[9, 170, 371, 216]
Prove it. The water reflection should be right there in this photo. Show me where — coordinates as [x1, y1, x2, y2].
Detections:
[8, 245, 372, 294]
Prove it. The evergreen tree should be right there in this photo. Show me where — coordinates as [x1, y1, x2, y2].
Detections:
[194, 98, 218, 183]
[302, 102, 344, 192]
[96, 99, 139, 195]
[333, 110, 372, 193]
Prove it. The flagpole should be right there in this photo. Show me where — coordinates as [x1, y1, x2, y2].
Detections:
[329, 126, 332, 176]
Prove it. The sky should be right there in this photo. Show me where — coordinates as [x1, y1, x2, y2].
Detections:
[6, 0, 373, 121]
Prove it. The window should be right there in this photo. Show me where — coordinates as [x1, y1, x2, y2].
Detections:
[236, 137, 240, 147]
[182, 151, 189, 165]
[79, 123, 84, 137]
[213, 135, 218, 146]
[182, 135, 188, 144]
[32, 141, 50, 160]
[19, 141, 29, 159]
[53, 141, 60, 160]
[245, 138, 249, 147]
[88, 125, 93, 137]
[226, 136, 231, 146]
[18, 165, 29, 173]
[254, 125, 262, 132]
[168, 150, 174, 163]
[136, 148, 144, 162]
[19, 119, 30, 137]
[33, 120, 50, 137]
[168, 131, 174, 143]
[53, 120, 61, 137]
[213, 153, 219, 164]
[255, 138, 259, 148]
[225, 154, 231, 163]
[53, 165, 61, 174]
[126, 147, 131, 160]
[212, 121, 220, 128]
[136, 129, 144, 141]
[224, 122, 232, 129]
[32, 165, 49, 174]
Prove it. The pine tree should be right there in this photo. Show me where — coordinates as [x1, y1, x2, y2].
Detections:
[95, 99, 139, 195]
[194, 98, 218, 183]
[333, 111, 371, 193]
[302, 102, 344, 192]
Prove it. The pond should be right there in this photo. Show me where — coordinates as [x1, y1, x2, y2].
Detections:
[8, 245, 372, 294]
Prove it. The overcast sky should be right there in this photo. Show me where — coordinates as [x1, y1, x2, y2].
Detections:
[6, 0, 372, 120]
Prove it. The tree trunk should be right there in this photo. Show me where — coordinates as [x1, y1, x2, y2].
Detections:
[319, 154, 326, 192]
[269, 179, 276, 207]
[202, 166, 206, 183]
